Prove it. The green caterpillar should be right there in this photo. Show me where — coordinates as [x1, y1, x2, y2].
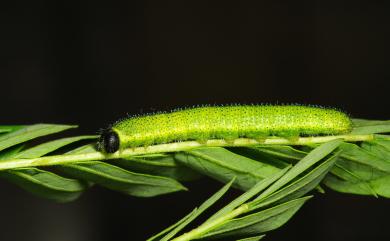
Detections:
[99, 105, 352, 153]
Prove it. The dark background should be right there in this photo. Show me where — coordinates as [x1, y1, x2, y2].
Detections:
[0, 1, 389, 241]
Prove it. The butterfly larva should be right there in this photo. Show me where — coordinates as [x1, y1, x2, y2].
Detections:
[99, 105, 352, 153]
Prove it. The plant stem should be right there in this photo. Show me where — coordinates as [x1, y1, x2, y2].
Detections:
[0, 134, 373, 170]
[171, 204, 250, 241]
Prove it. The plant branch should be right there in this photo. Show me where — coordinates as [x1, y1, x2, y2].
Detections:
[0, 134, 373, 171]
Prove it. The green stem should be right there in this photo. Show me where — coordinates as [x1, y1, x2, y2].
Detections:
[171, 204, 250, 241]
[0, 134, 373, 171]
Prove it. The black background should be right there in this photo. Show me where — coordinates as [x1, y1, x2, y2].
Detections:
[0, 1, 389, 241]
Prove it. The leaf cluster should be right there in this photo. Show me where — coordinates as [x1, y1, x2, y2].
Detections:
[0, 119, 389, 240]
[0, 124, 193, 201]
[149, 140, 341, 241]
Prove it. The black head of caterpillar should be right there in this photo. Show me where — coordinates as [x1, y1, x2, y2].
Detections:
[99, 129, 120, 153]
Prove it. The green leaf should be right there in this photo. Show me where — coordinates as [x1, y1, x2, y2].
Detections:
[328, 161, 377, 196]
[205, 166, 291, 224]
[253, 145, 307, 161]
[250, 153, 337, 209]
[0, 133, 90, 202]
[323, 140, 390, 197]
[323, 172, 376, 196]
[111, 154, 201, 182]
[340, 142, 390, 172]
[14, 135, 98, 158]
[164, 142, 338, 241]
[66, 143, 97, 154]
[352, 119, 390, 127]
[228, 147, 290, 169]
[254, 139, 342, 201]
[57, 161, 187, 197]
[361, 138, 390, 161]
[200, 196, 311, 240]
[0, 145, 24, 160]
[0, 124, 76, 152]
[236, 235, 265, 241]
[159, 178, 235, 241]
[351, 119, 390, 134]
[0, 168, 87, 202]
[175, 147, 281, 190]
[0, 125, 24, 133]
[374, 135, 390, 147]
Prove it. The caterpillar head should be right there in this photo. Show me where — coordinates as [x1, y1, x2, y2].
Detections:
[99, 129, 120, 153]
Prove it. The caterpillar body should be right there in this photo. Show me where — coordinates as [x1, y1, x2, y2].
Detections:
[99, 105, 352, 153]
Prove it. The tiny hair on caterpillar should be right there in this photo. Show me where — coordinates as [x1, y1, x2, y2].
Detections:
[99, 104, 352, 153]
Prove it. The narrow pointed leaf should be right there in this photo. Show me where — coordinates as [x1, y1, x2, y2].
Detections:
[236, 235, 266, 241]
[250, 154, 337, 209]
[0, 134, 89, 202]
[0, 125, 24, 133]
[361, 138, 390, 161]
[57, 161, 187, 197]
[253, 145, 307, 161]
[175, 147, 281, 190]
[159, 178, 235, 241]
[205, 166, 291, 224]
[324, 140, 390, 197]
[340, 142, 390, 172]
[66, 144, 97, 154]
[111, 154, 201, 181]
[254, 139, 342, 200]
[327, 161, 377, 196]
[323, 173, 379, 196]
[201, 196, 311, 239]
[14, 135, 98, 158]
[351, 119, 390, 134]
[0, 168, 87, 202]
[228, 147, 290, 169]
[0, 145, 24, 160]
[0, 124, 76, 152]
